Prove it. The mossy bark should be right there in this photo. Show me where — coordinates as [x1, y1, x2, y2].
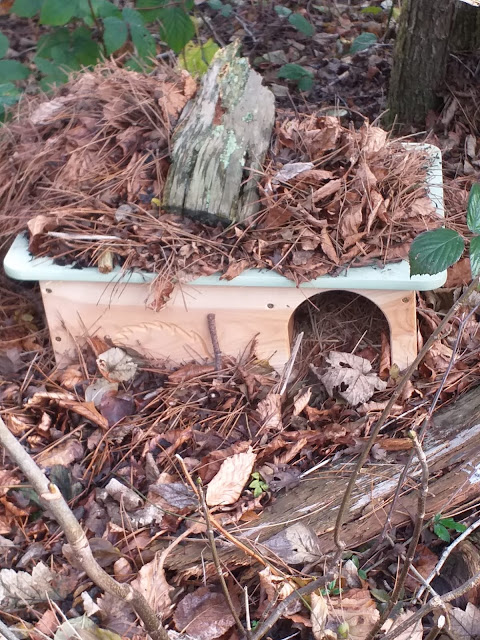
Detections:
[387, 0, 456, 126]
[163, 42, 275, 226]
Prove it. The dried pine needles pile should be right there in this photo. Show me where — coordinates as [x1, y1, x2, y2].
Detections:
[0, 63, 443, 294]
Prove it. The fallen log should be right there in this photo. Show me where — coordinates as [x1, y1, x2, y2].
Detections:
[159, 385, 480, 578]
[163, 41, 275, 225]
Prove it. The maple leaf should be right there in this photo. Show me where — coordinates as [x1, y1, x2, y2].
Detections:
[311, 352, 387, 406]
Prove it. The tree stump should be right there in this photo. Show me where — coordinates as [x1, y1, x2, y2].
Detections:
[163, 42, 275, 225]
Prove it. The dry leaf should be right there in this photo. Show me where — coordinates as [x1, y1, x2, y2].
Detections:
[173, 587, 240, 640]
[293, 387, 312, 416]
[105, 478, 143, 511]
[312, 352, 387, 406]
[320, 228, 339, 263]
[449, 602, 480, 640]
[36, 439, 84, 469]
[131, 555, 172, 615]
[312, 179, 343, 203]
[327, 588, 380, 640]
[257, 393, 283, 431]
[381, 611, 423, 640]
[206, 447, 256, 506]
[311, 591, 329, 640]
[258, 567, 301, 616]
[263, 522, 321, 564]
[168, 364, 216, 384]
[0, 563, 58, 608]
[96, 348, 137, 383]
[273, 162, 314, 182]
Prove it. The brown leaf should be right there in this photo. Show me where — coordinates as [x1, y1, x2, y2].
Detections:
[206, 447, 256, 506]
[381, 611, 423, 640]
[131, 555, 172, 615]
[257, 393, 283, 431]
[37, 439, 84, 468]
[320, 228, 339, 264]
[312, 179, 343, 204]
[293, 387, 312, 416]
[173, 587, 240, 640]
[311, 591, 329, 640]
[96, 347, 137, 383]
[263, 522, 321, 564]
[404, 544, 438, 592]
[99, 392, 135, 426]
[327, 588, 380, 640]
[169, 364, 216, 384]
[312, 352, 387, 406]
[221, 259, 250, 280]
[339, 204, 363, 238]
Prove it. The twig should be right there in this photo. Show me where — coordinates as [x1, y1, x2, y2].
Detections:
[276, 332, 304, 396]
[0, 417, 169, 640]
[424, 615, 445, 640]
[376, 300, 480, 547]
[416, 514, 480, 602]
[333, 276, 480, 552]
[381, 571, 480, 640]
[207, 313, 222, 371]
[366, 429, 429, 640]
[46, 232, 122, 242]
[198, 482, 248, 639]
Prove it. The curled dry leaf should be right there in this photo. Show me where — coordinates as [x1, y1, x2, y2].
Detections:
[0, 562, 58, 608]
[36, 439, 83, 469]
[312, 351, 387, 406]
[263, 522, 321, 565]
[258, 567, 301, 616]
[104, 478, 143, 511]
[311, 591, 329, 640]
[326, 588, 380, 640]
[273, 162, 314, 182]
[206, 446, 256, 507]
[96, 347, 137, 383]
[169, 363, 216, 384]
[131, 555, 172, 616]
[173, 587, 240, 640]
[381, 611, 423, 640]
[257, 393, 283, 431]
[293, 387, 312, 416]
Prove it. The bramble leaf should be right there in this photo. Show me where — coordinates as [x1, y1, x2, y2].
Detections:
[467, 183, 480, 234]
[350, 32, 378, 54]
[288, 13, 315, 37]
[470, 236, 480, 278]
[409, 228, 464, 276]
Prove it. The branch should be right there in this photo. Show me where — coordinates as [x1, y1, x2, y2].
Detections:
[0, 416, 169, 640]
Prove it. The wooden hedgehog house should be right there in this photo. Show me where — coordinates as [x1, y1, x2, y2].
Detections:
[3, 45, 447, 373]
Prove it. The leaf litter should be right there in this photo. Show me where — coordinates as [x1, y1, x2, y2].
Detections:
[1, 14, 480, 640]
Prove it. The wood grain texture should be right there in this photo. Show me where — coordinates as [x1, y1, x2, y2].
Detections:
[163, 42, 275, 225]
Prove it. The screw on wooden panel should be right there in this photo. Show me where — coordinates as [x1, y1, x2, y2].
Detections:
[267, 303, 274, 309]
[45, 288, 52, 293]
[55, 336, 61, 342]
[402, 297, 410, 303]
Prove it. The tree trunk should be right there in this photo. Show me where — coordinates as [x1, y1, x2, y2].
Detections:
[451, 3, 480, 52]
[387, 0, 456, 126]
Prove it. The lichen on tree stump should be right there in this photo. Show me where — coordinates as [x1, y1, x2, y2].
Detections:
[163, 42, 275, 225]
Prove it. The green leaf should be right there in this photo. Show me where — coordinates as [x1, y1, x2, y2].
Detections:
[122, 7, 145, 27]
[351, 555, 359, 568]
[72, 27, 101, 66]
[0, 32, 9, 59]
[12, 0, 43, 17]
[178, 38, 219, 75]
[131, 23, 156, 60]
[467, 183, 480, 234]
[278, 63, 310, 81]
[208, 0, 224, 9]
[158, 7, 195, 53]
[103, 16, 128, 55]
[34, 56, 69, 88]
[0, 82, 21, 107]
[370, 588, 391, 603]
[433, 523, 451, 542]
[40, 0, 79, 25]
[438, 517, 467, 533]
[298, 73, 313, 91]
[136, 0, 167, 23]
[288, 13, 315, 37]
[75, 0, 121, 25]
[470, 236, 480, 278]
[350, 32, 378, 54]
[0, 60, 30, 81]
[275, 5, 292, 17]
[358, 569, 368, 580]
[409, 228, 464, 276]
[361, 6, 383, 14]
[37, 29, 71, 59]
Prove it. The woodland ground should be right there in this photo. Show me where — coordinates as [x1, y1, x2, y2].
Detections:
[0, 2, 480, 640]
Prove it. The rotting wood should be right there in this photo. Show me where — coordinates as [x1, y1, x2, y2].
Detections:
[156, 385, 480, 578]
[163, 41, 275, 226]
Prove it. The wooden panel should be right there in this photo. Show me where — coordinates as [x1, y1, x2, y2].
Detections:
[40, 281, 417, 372]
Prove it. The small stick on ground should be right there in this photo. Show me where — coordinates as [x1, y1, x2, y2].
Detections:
[207, 313, 222, 371]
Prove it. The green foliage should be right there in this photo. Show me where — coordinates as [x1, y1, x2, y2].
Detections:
[12, 0, 43, 17]
[433, 514, 467, 543]
[40, 0, 78, 25]
[249, 472, 269, 497]
[409, 183, 480, 280]
[278, 63, 314, 91]
[208, 0, 233, 17]
[103, 17, 128, 56]
[159, 6, 195, 54]
[409, 228, 465, 276]
[0, 32, 9, 59]
[361, 6, 383, 14]
[288, 13, 315, 36]
[179, 38, 219, 76]
[350, 32, 378, 54]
